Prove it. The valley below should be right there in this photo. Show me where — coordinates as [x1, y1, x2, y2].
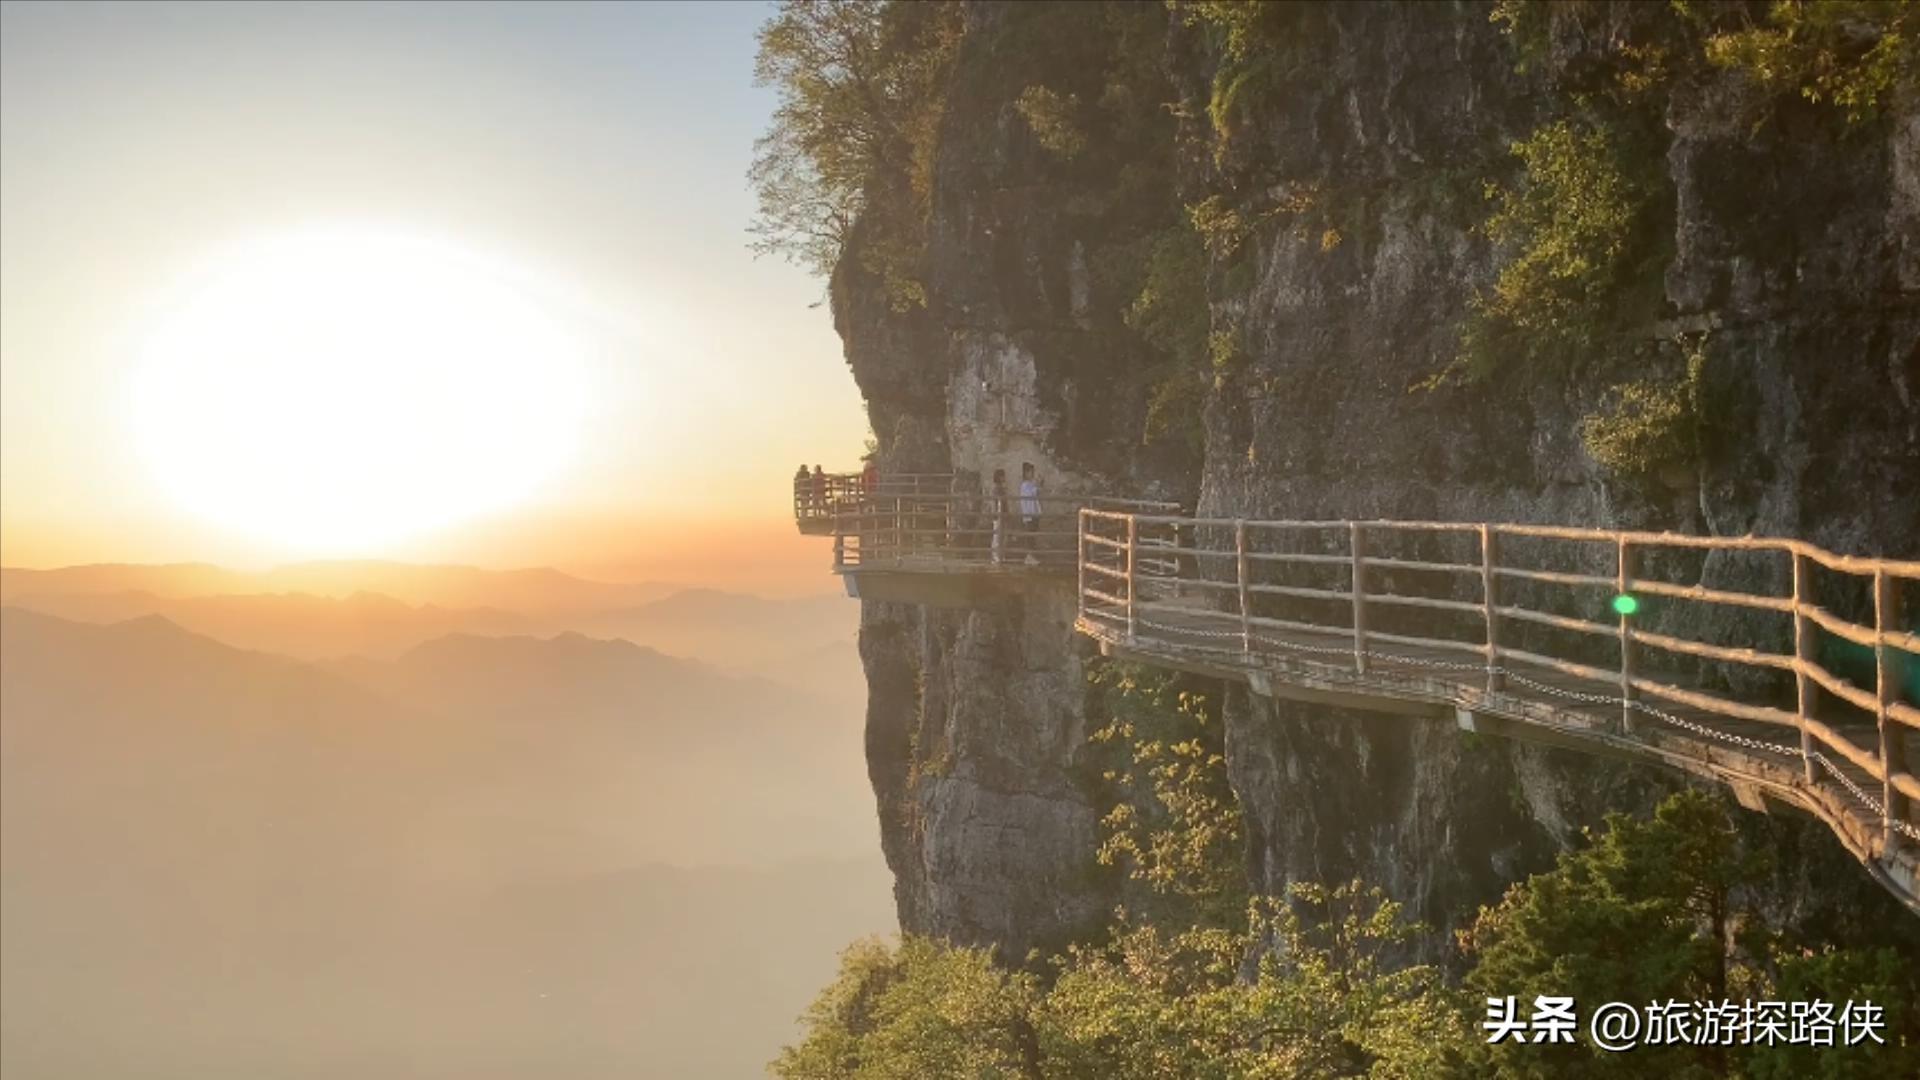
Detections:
[0, 563, 886, 1079]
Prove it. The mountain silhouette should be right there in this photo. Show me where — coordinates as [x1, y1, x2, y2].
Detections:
[1, 560, 681, 615]
[0, 587, 540, 659]
[1, 607, 884, 1079]
[2, 573, 859, 690]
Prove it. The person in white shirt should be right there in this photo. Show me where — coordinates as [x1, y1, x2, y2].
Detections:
[1019, 462, 1041, 565]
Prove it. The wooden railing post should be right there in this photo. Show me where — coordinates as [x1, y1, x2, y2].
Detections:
[1793, 550, 1819, 786]
[1481, 524, 1503, 691]
[1236, 520, 1252, 657]
[1876, 569, 1909, 846]
[833, 531, 845, 569]
[1617, 536, 1636, 735]
[947, 478, 958, 554]
[1077, 510, 1087, 622]
[1125, 515, 1139, 643]
[1350, 523, 1368, 675]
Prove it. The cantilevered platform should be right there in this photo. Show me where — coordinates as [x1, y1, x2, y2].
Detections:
[792, 472, 949, 536]
[795, 474, 1179, 609]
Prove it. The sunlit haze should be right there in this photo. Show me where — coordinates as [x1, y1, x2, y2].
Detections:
[132, 223, 590, 552]
[0, 0, 865, 590]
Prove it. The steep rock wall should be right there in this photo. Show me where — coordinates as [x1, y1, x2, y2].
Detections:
[831, 0, 1919, 957]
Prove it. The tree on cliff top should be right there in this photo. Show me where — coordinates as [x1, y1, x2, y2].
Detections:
[750, 0, 963, 306]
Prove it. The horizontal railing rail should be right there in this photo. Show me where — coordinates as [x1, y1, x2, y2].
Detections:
[793, 471, 955, 529]
[1078, 508, 1919, 871]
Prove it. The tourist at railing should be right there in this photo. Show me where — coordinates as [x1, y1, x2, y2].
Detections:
[811, 465, 826, 516]
[794, 464, 812, 514]
[1019, 462, 1042, 566]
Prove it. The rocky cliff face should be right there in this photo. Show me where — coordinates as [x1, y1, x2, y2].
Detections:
[831, 1, 1919, 958]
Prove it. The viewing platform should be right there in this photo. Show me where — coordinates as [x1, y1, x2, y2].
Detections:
[790, 469, 1178, 607]
[792, 472, 953, 536]
[1077, 508, 1920, 911]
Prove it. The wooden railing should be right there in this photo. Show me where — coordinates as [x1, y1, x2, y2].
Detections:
[1078, 509, 1919, 866]
[831, 490, 1182, 571]
[793, 472, 952, 532]
[790, 471, 1181, 571]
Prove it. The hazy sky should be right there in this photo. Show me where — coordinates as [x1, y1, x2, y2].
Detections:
[0, 1, 868, 589]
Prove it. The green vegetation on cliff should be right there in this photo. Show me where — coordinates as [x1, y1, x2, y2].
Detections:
[789, 661, 1918, 1077]
[1457, 1, 1915, 473]
[1088, 665, 1245, 929]
[1174, 1, 1914, 478]
[779, 788, 1919, 1078]
[753, 0, 1218, 455]
[755, 0, 1914, 475]
[1459, 790, 1919, 1078]
[750, 0, 964, 308]
[776, 882, 1457, 1080]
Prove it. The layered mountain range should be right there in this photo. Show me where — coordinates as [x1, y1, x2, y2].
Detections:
[0, 570, 877, 1079]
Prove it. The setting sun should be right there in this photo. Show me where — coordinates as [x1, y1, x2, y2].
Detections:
[128, 225, 588, 554]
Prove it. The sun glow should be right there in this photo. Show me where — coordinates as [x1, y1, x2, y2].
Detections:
[131, 225, 588, 554]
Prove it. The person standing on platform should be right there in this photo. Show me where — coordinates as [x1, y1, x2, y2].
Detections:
[1019, 462, 1042, 566]
[857, 459, 879, 558]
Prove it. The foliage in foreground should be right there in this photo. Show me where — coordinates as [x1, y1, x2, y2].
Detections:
[1459, 790, 1919, 1079]
[777, 790, 1918, 1079]
[774, 883, 1458, 1080]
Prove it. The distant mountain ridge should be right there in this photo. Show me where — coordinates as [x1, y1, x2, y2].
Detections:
[1, 569, 858, 677]
[1, 608, 886, 1080]
[0, 587, 541, 660]
[1, 606, 873, 869]
[0, 560, 684, 614]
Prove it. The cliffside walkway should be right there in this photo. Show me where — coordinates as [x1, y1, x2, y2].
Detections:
[789, 472, 1919, 910]
[1076, 508, 1920, 912]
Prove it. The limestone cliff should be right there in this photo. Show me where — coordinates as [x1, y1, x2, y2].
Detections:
[830, 1, 1920, 958]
